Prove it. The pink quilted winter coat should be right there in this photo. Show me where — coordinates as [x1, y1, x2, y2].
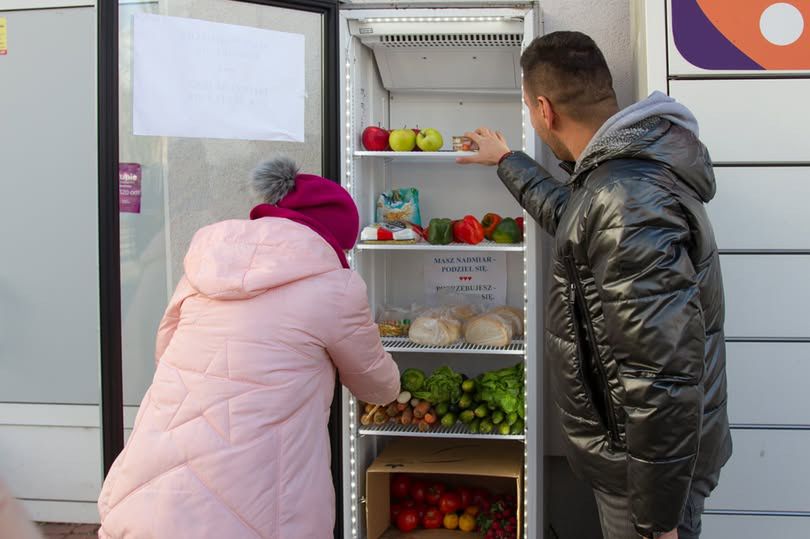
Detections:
[98, 217, 400, 538]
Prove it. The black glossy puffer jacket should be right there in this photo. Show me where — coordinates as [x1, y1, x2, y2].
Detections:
[499, 115, 732, 537]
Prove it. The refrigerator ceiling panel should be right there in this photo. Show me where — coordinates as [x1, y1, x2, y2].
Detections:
[349, 18, 524, 91]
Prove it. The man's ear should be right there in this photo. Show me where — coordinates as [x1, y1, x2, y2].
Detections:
[537, 96, 555, 130]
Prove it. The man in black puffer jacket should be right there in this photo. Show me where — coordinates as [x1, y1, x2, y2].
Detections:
[458, 31, 732, 539]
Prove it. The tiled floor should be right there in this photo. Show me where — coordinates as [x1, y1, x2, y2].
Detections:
[37, 522, 99, 538]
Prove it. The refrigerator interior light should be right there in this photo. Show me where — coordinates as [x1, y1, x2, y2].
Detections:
[361, 16, 506, 23]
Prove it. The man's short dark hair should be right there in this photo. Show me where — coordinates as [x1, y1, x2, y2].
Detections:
[521, 31, 616, 122]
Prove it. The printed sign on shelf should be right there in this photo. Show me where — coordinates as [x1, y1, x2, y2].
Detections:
[119, 163, 142, 214]
[424, 252, 507, 305]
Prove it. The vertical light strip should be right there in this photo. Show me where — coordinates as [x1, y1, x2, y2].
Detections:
[520, 65, 530, 539]
[345, 40, 360, 539]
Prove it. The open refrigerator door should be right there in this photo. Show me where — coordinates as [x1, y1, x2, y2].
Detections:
[339, 4, 543, 538]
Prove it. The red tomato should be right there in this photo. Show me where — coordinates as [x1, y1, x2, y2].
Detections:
[401, 499, 416, 509]
[457, 487, 473, 508]
[390, 503, 403, 523]
[391, 474, 411, 500]
[414, 503, 427, 521]
[438, 492, 463, 514]
[423, 507, 443, 529]
[410, 481, 428, 503]
[425, 483, 446, 506]
[396, 509, 420, 532]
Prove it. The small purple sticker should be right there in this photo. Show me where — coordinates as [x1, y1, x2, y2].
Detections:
[119, 163, 142, 213]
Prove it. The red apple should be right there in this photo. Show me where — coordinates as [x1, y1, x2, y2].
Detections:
[362, 126, 390, 151]
[412, 127, 422, 151]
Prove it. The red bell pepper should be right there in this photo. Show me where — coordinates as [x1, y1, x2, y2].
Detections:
[452, 215, 485, 245]
[516, 217, 525, 240]
[481, 213, 502, 241]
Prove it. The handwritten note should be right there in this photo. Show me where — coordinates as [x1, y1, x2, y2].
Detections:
[133, 14, 305, 142]
[424, 253, 507, 305]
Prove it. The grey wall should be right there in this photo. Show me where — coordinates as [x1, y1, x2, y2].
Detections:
[538, 2, 633, 537]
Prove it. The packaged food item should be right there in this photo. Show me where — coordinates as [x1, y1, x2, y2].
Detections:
[377, 305, 414, 337]
[488, 306, 524, 337]
[464, 313, 513, 347]
[452, 136, 473, 151]
[361, 222, 421, 243]
[376, 188, 422, 226]
[409, 309, 463, 346]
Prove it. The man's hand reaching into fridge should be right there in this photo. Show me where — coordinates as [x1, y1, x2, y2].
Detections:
[455, 127, 511, 166]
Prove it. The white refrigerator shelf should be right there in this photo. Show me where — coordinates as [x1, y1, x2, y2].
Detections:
[381, 337, 525, 355]
[358, 422, 525, 440]
[357, 240, 524, 252]
[354, 150, 476, 161]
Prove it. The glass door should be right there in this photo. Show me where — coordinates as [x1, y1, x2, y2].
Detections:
[99, 0, 339, 531]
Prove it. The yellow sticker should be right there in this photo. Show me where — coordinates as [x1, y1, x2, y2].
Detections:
[0, 17, 7, 56]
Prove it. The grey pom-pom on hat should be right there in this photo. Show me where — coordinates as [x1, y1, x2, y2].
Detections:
[250, 156, 299, 205]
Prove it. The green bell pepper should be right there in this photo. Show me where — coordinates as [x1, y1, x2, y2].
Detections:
[492, 217, 522, 244]
[427, 218, 453, 245]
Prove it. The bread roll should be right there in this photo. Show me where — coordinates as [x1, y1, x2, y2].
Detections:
[464, 314, 513, 347]
[409, 315, 462, 346]
[447, 304, 480, 321]
[488, 306, 524, 337]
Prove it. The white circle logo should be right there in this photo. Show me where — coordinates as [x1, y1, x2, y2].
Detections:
[760, 2, 805, 46]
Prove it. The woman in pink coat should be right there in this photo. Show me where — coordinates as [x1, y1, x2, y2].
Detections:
[98, 158, 401, 538]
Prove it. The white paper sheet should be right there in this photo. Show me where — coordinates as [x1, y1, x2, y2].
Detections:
[133, 13, 305, 142]
[424, 253, 507, 305]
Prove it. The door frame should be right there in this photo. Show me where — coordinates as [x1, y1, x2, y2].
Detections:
[97, 0, 342, 534]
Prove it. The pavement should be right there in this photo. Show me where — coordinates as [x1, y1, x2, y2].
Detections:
[37, 523, 100, 538]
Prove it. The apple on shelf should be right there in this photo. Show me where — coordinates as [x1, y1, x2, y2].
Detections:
[389, 128, 417, 152]
[416, 128, 443, 151]
[362, 125, 390, 151]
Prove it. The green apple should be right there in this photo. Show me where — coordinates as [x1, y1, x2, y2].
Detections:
[416, 128, 444, 152]
[389, 128, 417, 152]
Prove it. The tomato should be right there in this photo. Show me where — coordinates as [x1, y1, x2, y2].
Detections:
[443, 513, 459, 530]
[438, 492, 463, 514]
[410, 480, 428, 503]
[396, 509, 420, 532]
[415, 503, 427, 521]
[457, 487, 472, 508]
[401, 499, 416, 509]
[471, 488, 490, 506]
[390, 503, 403, 523]
[425, 483, 446, 505]
[459, 513, 477, 532]
[390, 474, 411, 500]
[423, 507, 443, 529]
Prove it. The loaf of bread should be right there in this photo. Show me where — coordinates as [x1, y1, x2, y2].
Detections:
[488, 306, 524, 337]
[409, 315, 462, 346]
[446, 304, 480, 321]
[464, 314, 513, 347]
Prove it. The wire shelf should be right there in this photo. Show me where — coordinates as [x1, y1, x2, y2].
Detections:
[359, 421, 525, 440]
[381, 337, 525, 355]
[357, 240, 524, 252]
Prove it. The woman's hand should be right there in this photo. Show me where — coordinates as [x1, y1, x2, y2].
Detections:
[455, 127, 511, 166]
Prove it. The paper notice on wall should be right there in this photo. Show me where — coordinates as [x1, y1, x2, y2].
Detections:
[132, 13, 304, 142]
[119, 163, 142, 213]
[0, 17, 8, 56]
[424, 253, 507, 305]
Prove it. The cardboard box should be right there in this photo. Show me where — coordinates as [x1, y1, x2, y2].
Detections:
[366, 438, 524, 539]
